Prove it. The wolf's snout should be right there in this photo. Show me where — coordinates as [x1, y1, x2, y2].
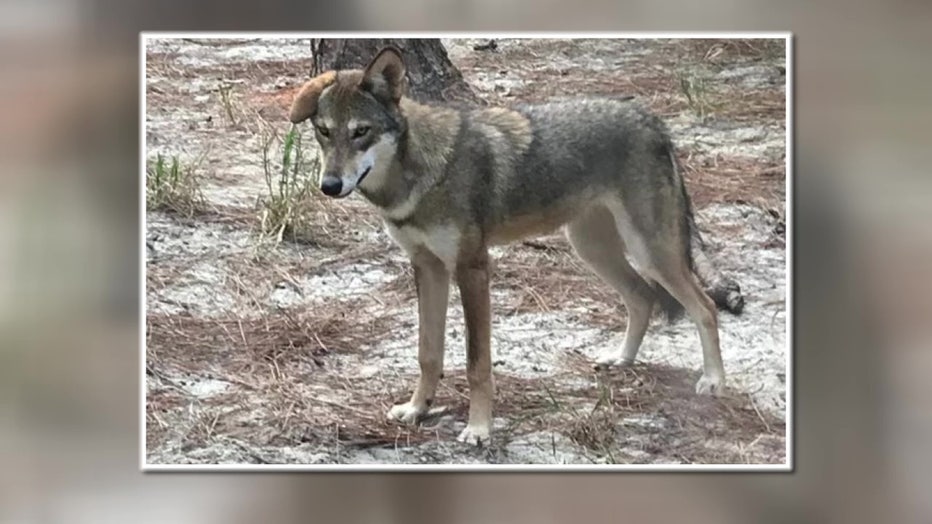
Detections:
[320, 176, 343, 197]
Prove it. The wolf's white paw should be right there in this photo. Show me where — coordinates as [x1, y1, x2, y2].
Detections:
[457, 424, 491, 447]
[594, 353, 635, 370]
[695, 374, 726, 396]
[388, 402, 427, 425]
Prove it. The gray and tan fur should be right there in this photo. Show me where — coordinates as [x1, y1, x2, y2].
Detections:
[290, 47, 743, 446]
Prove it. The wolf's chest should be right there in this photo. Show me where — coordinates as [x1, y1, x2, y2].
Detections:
[385, 223, 461, 271]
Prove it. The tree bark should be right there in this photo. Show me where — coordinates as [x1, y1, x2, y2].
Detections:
[311, 39, 480, 104]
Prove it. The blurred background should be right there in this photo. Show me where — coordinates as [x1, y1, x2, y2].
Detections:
[1, 0, 930, 522]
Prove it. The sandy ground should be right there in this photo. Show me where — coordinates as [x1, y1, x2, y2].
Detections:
[145, 37, 788, 466]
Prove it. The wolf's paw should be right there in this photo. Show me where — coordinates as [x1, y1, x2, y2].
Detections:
[457, 424, 491, 447]
[388, 402, 427, 425]
[695, 374, 726, 396]
[593, 353, 635, 371]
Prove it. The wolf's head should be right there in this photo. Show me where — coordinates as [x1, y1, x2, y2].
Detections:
[289, 47, 407, 199]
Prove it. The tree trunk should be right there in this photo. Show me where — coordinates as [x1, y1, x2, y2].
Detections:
[311, 39, 480, 104]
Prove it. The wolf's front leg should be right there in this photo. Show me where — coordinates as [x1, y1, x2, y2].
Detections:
[388, 254, 450, 424]
[455, 250, 494, 446]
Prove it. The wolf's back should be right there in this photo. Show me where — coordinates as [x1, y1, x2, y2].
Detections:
[516, 97, 746, 316]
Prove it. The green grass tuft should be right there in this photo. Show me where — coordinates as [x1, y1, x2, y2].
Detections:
[217, 82, 239, 127]
[146, 152, 205, 217]
[257, 125, 321, 244]
[676, 71, 719, 120]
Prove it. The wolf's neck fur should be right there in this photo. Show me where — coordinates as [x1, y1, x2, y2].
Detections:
[365, 98, 461, 222]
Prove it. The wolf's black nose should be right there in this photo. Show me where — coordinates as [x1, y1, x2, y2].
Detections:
[320, 176, 342, 197]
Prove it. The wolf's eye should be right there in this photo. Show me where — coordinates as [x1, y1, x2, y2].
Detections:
[316, 126, 330, 137]
[352, 126, 370, 139]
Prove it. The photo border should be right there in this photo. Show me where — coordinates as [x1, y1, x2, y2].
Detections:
[140, 31, 794, 472]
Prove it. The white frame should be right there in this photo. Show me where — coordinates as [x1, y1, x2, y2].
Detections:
[140, 31, 794, 472]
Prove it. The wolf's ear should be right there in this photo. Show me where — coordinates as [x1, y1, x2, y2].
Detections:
[361, 46, 407, 103]
[289, 71, 337, 123]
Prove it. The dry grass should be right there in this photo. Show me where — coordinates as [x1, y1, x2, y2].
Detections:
[677, 38, 786, 65]
[490, 242, 627, 329]
[455, 38, 784, 118]
[145, 269, 418, 453]
[680, 152, 785, 212]
[147, 306, 784, 462]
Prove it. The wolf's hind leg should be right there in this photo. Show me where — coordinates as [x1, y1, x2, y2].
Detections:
[643, 251, 725, 396]
[606, 189, 726, 396]
[565, 206, 655, 368]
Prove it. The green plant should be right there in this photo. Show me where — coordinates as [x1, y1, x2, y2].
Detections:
[146, 152, 205, 217]
[218, 83, 238, 127]
[677, 71, 717, 119]
[258, 125, 321, 244]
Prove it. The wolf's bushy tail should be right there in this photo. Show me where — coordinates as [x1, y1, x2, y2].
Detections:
[656, 138, 745, 320]
[689, 232, 745, 314]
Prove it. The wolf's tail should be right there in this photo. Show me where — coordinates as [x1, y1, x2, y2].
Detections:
[654, 139, 745, 320]
[689, 230, 745, 314]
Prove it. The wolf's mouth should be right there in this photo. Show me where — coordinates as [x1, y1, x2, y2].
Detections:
[356, 166, 373, 187]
